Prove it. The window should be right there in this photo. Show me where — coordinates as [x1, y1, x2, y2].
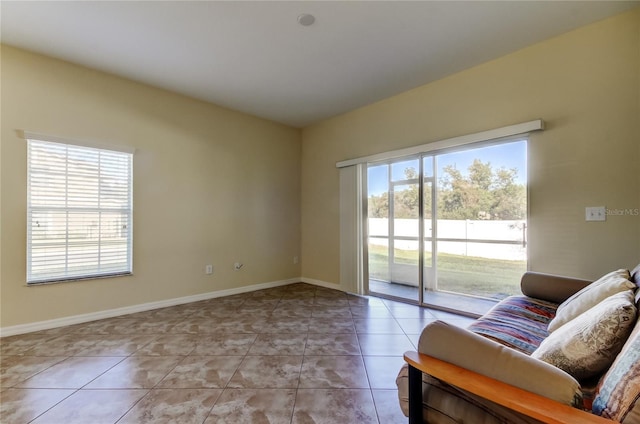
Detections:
[27, 137, 133, 284]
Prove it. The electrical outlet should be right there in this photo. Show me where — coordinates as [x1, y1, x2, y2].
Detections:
[234, 262, 244, 271]
[585, 206, 606, 222]
[293, 256, 299, 264]
[205, 265, 213, 275]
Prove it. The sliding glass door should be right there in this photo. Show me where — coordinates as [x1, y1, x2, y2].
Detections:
[367, 140, 527, 311]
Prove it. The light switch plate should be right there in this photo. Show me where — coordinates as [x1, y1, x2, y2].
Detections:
[585, 206, 606, 222]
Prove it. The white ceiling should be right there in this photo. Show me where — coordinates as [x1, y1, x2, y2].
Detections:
[2, 1, 638, 128]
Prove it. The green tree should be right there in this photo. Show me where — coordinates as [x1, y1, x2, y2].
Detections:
[367, 161, 525, 220]
[468, 159, 493, 191]
[393, 167, 419, 218]
[491, 168, 526, 220]
[439, 160, 525, 220]
[439, 165, 468, 219]
[368, 192, 389, 218]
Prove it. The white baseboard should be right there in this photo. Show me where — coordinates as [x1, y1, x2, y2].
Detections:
[0, 278, 300, 337]
[300, 277, 347, 292]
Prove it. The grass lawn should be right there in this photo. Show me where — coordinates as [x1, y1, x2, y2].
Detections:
[369, 244, 525, 300]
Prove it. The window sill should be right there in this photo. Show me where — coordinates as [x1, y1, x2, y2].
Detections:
[26, 272, 133, 286]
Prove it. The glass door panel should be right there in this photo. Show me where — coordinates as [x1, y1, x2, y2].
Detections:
[434, 141, 527, 301]
[368, 159, 419, 301]
[391, 183, 419, 294]
[367, 164, 390, 286]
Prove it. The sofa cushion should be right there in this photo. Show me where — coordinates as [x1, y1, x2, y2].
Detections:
[547, 269, 633, 332]
[592, 314, 640, 423]
[467, 295, 557, 354]
[532, 290, 637, 381]
[416, 320, 583, 407]
[397, 321, 582, 420]
[520, 272, 591, 304]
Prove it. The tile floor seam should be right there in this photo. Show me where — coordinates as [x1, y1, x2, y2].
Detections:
[24, 388, 79, 424]
[199, 390, 220, 424]
[358, 351, 375, 393]
[77, 356, 132, 390]
[111, 388, 152, 424]
[221, 324, 260, 393]
[291, 338, 305, 424]
[4, 356, 70, 389]
[152, 354, 190, 390]
[387, 300, 434, 351]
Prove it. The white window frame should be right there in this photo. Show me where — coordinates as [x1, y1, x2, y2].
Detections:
[23, 131, 134, 284]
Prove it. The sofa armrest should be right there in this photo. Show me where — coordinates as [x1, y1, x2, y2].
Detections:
[520, 271, 592, 303]
[417, 320, 582, 405]
[404, 351, 616, 424]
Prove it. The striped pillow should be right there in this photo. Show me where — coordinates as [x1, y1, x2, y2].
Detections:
[593, 315, 640, 422]
[467, 295, 558, 355]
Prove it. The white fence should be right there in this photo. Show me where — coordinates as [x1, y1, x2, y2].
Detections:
[368, 218, 526, 261]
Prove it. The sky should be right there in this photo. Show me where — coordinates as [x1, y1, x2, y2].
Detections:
[368, 140, 527, 196]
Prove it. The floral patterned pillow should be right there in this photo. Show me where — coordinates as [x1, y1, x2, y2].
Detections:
[532, 290, 637, 381]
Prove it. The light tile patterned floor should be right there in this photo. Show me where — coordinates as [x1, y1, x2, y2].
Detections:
[0, 283, 476, 424]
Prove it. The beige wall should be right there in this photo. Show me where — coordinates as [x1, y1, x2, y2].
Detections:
[301, 9, 640, 285]
[1, 46, 301, 328]
[2, 8, 639, 330]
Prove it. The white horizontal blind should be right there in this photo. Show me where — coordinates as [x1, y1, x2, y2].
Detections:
[27, 138, 133, 283]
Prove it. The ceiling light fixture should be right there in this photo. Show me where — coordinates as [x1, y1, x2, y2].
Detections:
[297, 13, 315, 27]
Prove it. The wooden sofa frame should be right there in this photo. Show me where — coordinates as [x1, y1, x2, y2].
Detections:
[404, 351, 617, 424]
